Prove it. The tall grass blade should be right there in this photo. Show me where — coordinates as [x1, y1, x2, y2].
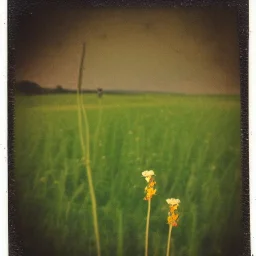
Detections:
[76, 42, 101, 256]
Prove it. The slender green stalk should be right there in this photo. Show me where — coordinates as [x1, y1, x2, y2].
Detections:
[145, 199, 151, 256]
[166, 224, 173, 256]
[76, 43, 101, 256]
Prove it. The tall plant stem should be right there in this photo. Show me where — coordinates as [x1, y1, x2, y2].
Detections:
[145, 199, 151, 256]
[76, 43, 101, 256]
[166, 224, 173, 256]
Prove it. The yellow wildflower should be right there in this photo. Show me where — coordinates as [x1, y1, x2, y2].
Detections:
[166, 198, 180, 227]
[142, 170, 156, 200]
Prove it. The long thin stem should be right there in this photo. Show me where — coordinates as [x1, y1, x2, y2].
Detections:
[145, 199, 151, 256]
[76, 43, 101, 256]
[166, 224, 173, 256]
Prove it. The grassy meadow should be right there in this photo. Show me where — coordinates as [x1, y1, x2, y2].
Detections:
[14, 93, 242, 256]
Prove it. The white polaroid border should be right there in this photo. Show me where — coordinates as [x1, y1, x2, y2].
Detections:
[0, 0, 8, 255]
[0, 2, 254, 256]
[249, 1, 256, 255]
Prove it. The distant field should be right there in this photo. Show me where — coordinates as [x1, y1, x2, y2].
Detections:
[14, 93, 242, 256]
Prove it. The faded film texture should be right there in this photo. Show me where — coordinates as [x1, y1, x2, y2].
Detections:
[14, 6, 242, 256]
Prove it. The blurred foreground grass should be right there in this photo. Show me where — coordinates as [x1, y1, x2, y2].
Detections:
[14, 93, 242, 256]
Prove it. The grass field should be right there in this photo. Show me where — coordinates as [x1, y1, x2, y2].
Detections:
[14, 93, 242, 256]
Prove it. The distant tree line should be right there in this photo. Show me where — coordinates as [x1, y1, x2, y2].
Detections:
[14, 80, 145, 96]
[14, 80, 99, 95]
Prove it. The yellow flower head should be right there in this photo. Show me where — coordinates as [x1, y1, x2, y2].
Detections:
[142, 170, 156, 200]
[166, 198, 180, 227]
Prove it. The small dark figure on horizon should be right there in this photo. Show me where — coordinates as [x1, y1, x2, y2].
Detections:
[97, 88, 103, 98]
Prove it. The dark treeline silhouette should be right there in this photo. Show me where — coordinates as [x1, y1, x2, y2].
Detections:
[15, 81, 43, 95]
[14, 80, 100, 95]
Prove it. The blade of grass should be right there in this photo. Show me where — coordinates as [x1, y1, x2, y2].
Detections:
[76, 42, 101, 256]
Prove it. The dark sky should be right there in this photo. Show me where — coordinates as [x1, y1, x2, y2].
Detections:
[15, 6, 240, 94]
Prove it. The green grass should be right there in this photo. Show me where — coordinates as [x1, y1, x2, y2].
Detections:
[14, 93, 242, 256]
